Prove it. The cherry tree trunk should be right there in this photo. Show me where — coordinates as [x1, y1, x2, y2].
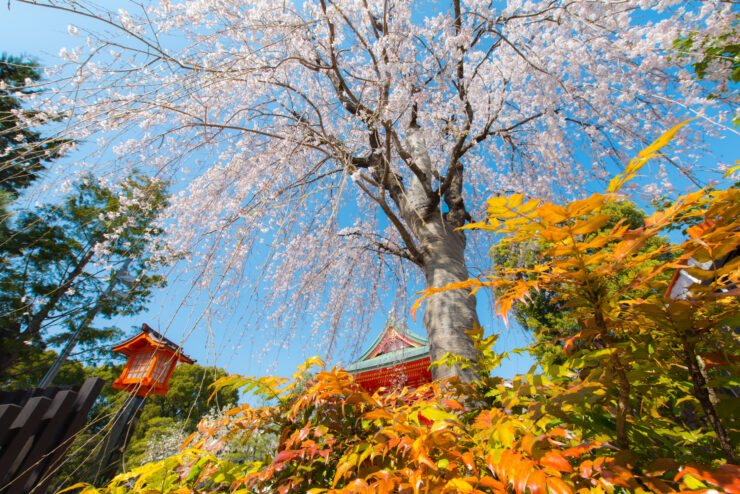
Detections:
[418, 216, 480, 382]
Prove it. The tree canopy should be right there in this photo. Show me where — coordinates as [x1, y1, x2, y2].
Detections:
[0, 53, 70, 196]
[13, 0, 739, 378]
[0, 173, 168, 380]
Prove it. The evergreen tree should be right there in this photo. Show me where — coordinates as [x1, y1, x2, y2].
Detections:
[0, 54, 70, 196]
[0, 173, 169, 381]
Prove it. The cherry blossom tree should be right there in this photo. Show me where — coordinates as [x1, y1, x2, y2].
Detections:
[15, 0, 737, 380]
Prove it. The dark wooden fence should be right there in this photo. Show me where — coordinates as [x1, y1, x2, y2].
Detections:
[0, 378, 104, 494]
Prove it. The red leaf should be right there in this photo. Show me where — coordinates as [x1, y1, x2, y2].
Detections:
[274, 450, 299, 464]
[442, 399, 466, 411]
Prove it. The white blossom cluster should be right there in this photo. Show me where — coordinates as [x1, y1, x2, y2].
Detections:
[138, 408, 276, 465]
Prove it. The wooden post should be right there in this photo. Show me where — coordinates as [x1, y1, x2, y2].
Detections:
[93, 394, 146, 486]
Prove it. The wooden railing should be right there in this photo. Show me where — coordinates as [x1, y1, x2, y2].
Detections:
[0, 378, 104, 494]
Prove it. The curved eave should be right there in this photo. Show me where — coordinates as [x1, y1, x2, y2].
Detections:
[111, 324, 195, 363]
[346, 345, 430, 374]
[356, 315, 428, 362]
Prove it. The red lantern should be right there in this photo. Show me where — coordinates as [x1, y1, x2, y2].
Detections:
[111, 324, 195, 397]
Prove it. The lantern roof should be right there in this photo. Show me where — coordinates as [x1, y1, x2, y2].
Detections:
[345, 313, 429, 374]
[112, 323, 195, 364]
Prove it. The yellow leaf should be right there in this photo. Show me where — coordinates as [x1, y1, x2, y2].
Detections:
[519, 198, 542, 215]
[608, 118, 696, 192]
[457, 220, 499, 231]
[56, 484, 96, 494]
[723, 163, 740, 178]
[538, 203, 568, 223]
[420, 406, 458, 423]
[497, 422, 516, 447]
[444, 478, 474, 493]
[486, 196, 508, 208]
[638, 117, 697, 158]
[509, 193, 524, 208]
[571, 214, 612, 235]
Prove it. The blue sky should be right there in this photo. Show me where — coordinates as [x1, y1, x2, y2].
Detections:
[2, 1, 737, 385]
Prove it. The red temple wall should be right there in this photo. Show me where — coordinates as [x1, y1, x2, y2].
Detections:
[352, 357, 432, 394]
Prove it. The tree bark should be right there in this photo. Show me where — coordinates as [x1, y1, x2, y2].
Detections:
[682, 335, 738, 464]
[594, 310, 631, 450]
[390, 126, 479, 382]
[610, 352, 631, 450]
[416, 215, 480, 382]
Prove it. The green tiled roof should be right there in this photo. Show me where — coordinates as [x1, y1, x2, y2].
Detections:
[345, 344, 430, 373]
[345, 313, 430, 374]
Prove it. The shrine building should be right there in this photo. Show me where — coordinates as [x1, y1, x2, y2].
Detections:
[345, 315, 432, 394]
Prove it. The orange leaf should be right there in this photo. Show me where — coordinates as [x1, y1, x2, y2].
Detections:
[462, 451, 477, 473]
[513, 459, 534, 494]
[571, 213, 612, 235]
[520, 434, 536, 455]
[181, 431, 197, 450]
[579, 460, 593, 479]
[363, 409, 393, 420]
[538, 203, 569, 223]
[417, 451, 438, 471]
[566, 194, 608, 217]
[527, 469, 547, 494]
[562, 442, 599, 459]
[563, 335, 579, 356]
[546, 476, 573, 494]
[479, 476, 506, 491]
[442, 399, 466, 411]
[675, 463, 740, 493]
[539, 451, 572, 472]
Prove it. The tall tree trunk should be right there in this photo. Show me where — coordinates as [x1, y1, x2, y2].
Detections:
[387, 125, 480, 382]
[417, 215, 479, 382]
